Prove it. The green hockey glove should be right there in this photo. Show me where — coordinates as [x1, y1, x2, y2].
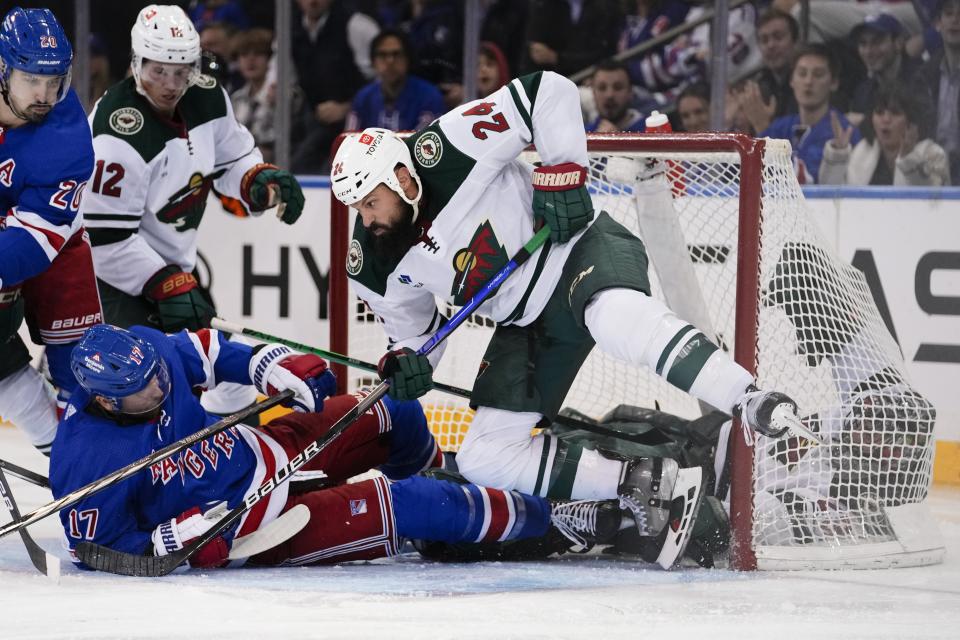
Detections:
[142, 265, 215, 332]
[532, 162, 594, 243]
[377, 347, 434, 401]
[241, 163, 305, 225]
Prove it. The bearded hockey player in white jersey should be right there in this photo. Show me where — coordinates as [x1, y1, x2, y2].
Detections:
[52, 324, 622, 571]
[330, 70, 809, 567]
[79, 5, 304, 416]
[0, 7, 103, 454]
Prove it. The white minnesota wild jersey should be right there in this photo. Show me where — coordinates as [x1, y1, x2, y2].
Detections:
[80, 75, 263, 295]
[346, 71, 593, 350]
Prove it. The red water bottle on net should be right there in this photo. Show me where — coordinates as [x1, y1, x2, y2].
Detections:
[645, 110, 685, 194]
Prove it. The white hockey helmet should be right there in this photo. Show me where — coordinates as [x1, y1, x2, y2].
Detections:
[130, 5, 201, 94]
[331, 128, 423, 223]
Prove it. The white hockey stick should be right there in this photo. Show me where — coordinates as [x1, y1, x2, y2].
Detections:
[772, 404, 829, 446]
[227, 503, 310, 560]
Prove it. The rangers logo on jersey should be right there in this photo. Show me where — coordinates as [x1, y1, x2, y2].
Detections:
[414, 132, 443, 168]
[108, 107, 144, 135]
[450, 220, 507, 305]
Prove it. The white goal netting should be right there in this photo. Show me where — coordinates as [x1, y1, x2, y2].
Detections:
[332, 134, 941, 569]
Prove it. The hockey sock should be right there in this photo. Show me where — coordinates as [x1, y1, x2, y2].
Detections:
[521, 434, 623, 500]
[378, 396, 441, 480]
[390, 475, 551, 544]
[0, 366, 58, 450]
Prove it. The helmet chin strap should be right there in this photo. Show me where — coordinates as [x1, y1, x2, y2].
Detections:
[394, 170, 424, 224]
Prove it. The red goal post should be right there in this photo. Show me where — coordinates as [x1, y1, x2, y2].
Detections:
[329, 132, 943, 571]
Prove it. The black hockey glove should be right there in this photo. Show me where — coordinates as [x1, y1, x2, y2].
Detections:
[532, 162, 594, 243]
[143, 265, 215, 333]
[732, 385, 799, 439]
[377, 347, 433, 401]
[241, 163, 305, 224]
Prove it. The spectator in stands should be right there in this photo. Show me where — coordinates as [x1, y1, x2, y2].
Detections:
[737, 8, 800, 135]
[401, 0, 465, 109]
[775, 0, 923, 44]
[584, 59, 645, 133]
[847, 13, 922, 126]
[230, 29, 279, 162]
[200, 21, 242, 92]
[291, 0, 380, 173]
[760, 44, 861, 184]
[677, 81, 711, 132]
[345, 29, 446, 132]
[190, 0, 251, 31]
[480, 0, 529, 79]
[477, 41, 510, 97]
[916, 0, 960, 185]
[820, 86, 950, 185]
[89, 33, 114, 105]
[618, 0, 692, 108]
[522, 0, 624, 78]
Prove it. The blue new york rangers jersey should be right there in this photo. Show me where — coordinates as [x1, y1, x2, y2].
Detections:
[49, 326, 262, 561]
[0, 88, 93, 288]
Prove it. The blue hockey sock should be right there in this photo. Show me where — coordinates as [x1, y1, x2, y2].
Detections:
[390, 475, 551, 543]
[378, 396, 440, 480]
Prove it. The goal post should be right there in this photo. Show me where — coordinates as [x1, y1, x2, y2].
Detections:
[329, 132, 943, 571]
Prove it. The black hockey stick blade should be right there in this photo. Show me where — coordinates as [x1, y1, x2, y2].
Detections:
[0, 467, 60, 580]
[0, 459, 50, 489]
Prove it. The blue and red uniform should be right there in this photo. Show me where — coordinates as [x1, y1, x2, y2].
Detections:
[50, 327, 550, 569]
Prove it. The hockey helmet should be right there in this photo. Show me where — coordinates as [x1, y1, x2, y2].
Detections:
[0, 7, 73, 115]
[71, 324, 171, 414]
[130, 5, 201, 97]
[331, 128, 423, 222]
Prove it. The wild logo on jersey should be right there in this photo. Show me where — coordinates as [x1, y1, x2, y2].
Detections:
[450, 220, 508, 305]
[156, 168, 227, 231]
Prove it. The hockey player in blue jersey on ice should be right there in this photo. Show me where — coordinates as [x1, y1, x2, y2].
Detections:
[0, 7, 103, 455]
[51, 324, 624, 571]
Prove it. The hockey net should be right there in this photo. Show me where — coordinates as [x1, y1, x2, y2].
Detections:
[329, 133, 942, 570]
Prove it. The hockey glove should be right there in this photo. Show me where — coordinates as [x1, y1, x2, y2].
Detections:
[142, 265, 216, 332]
[732, 385, 799, 439]
[249, 344, 336, 412]
[532, 162, 594, 244]
[377, 347, 433, 401]
[241, 163, 305, 225]
[151, 503, 231, 569]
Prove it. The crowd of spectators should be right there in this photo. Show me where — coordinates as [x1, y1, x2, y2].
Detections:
[67, 0, 958, 184]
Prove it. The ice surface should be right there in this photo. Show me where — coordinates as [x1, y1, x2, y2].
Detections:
[1, 427, 957, 640]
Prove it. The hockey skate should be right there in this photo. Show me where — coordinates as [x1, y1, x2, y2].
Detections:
[549, 499, 623, 550]
[617, 458, 705, 569]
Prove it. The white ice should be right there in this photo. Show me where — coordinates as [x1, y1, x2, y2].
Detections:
[1, 427, 957, 640]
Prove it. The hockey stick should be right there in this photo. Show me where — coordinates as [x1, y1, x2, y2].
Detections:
[76, 226, 552, 576]
[0, 390, 293, 541]
[227, 503, 310, 560]
[210, 319, 656, 444]
[0, 459, 49, 489]
[0, 467, 60, 580]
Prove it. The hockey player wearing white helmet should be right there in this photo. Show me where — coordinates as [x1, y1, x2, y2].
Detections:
[331, 71, 808, 568]
[79, 5, 305, 417]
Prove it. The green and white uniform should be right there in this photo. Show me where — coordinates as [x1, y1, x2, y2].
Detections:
[347, 71, 753, 499]
[80, 75, 261, 414]
[80, 75, 262, 300]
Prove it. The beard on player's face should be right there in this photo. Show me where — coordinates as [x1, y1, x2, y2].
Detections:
[368, 197, 419, 260]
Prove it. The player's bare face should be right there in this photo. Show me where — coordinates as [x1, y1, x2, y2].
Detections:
[357, 183, 418, 259]
[4, 69, 66, 124]
[139, 60, 194, 115]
